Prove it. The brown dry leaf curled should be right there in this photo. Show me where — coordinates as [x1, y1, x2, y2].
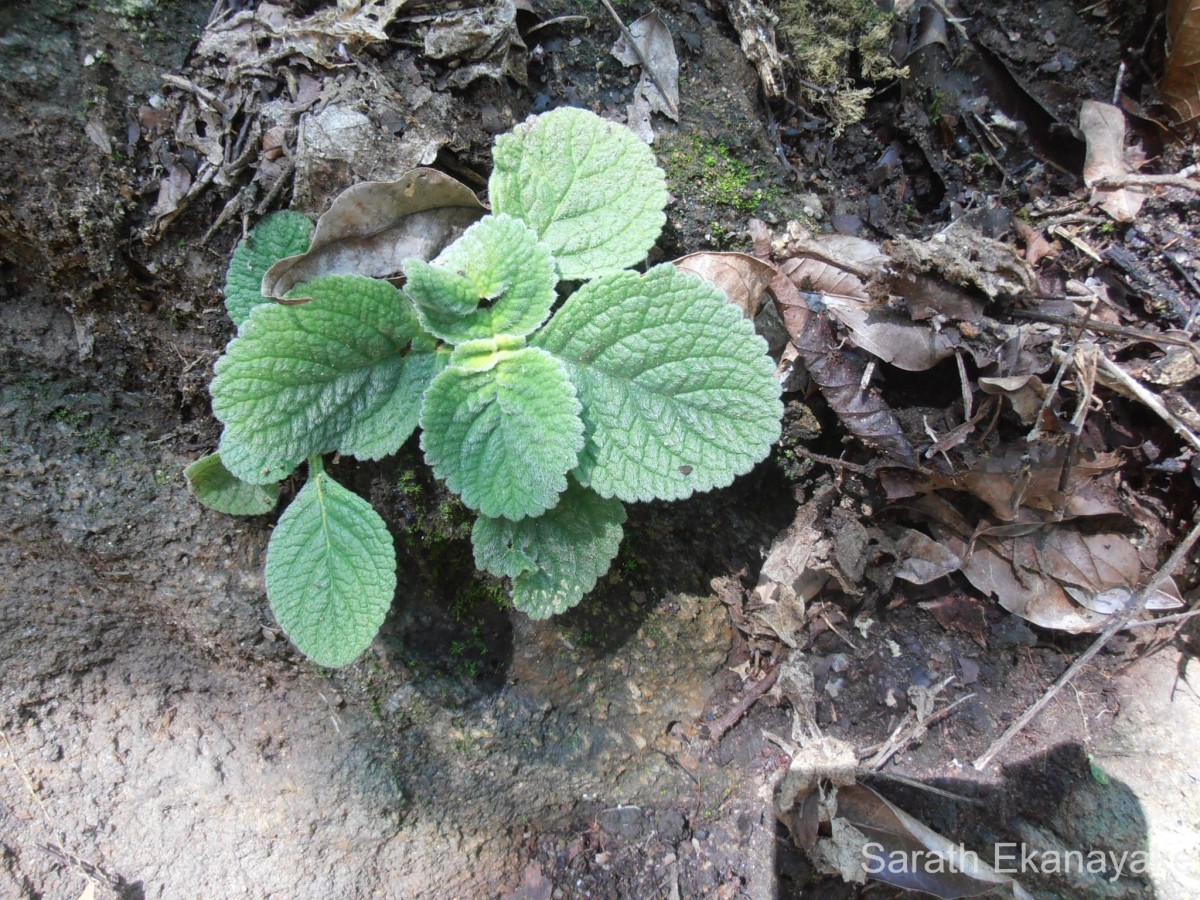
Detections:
[773, 275, 919, 468]
[262, 168, 485, 298]
[1079, 100, 1146, 222]
[674, 251, 777, 318]
[828, 783, 1032, 898]
[1163, 0, 1200, 122]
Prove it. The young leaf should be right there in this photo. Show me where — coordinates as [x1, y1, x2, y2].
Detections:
[184, 452, 281, 516]
[489, 107, 668, 280]
[473, 480, 626, 618]
[403, 214, 557, 344]
[212, 275, 444, 484]
[225, 211, 313, 328]
[266, 460, 396, 668]
[533, 264, 783, 503]
[419, 340, 584, 520]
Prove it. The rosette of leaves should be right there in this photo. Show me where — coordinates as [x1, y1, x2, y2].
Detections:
[187, 107, 783, 668]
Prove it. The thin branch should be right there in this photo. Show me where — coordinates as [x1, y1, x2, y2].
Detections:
[1095, 353, 1200, 452]
[706, 664, 780, 743]
[973, 515, 1200, 770]
[1010, 308, 1200, 359]
[1094, 173, 1200, 193]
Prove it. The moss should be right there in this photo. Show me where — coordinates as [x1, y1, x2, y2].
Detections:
[662, 136, 778, 214]
[776, 0, 908, 133]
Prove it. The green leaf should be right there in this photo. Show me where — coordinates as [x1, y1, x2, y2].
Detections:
[212, 275, 442, 484]
[419, 340, 584, 520]
[473, 480, 626, 618]
[184, 452, 281, 515]
[266, 460, 396, 668]
[533, 264, 783, 502]
[403, 214, 557, 344]
[489, 107, 668, 280]
[225, 212, 313, 328]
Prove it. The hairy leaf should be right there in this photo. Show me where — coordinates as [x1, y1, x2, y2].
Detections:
[262, 169, 486, 298]
[266, 462, 395, 667]
[213, 275, 442, 484]
[419, 341, 584, 520]
[184, 452, 281, 515]
[225, 212, 313, 327]
[473, 481, 626, 618]
[404, 214, 557, 344]
[489, 107, 668, 280]
[534, 264, 782, 502]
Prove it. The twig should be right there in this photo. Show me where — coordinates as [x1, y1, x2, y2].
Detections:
[1094, 173, 1200, 193]
[789, 445, 872, 474]
[597, 0, 678, 118]
[1095, 353, 1200, 452]
[161, 72, 230, 116]
[1010, 308, 1200, 360]
[820, 609, 861, 651]
[973, 515, 1200, 770]
[706, 664, 780, 743]
[1027, 302, 1093, 443]
[863, 692, 975, 770]
[1121, 608, 1200, 629]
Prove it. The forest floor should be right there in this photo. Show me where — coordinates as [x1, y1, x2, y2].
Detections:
[1, 1, 1198, 898]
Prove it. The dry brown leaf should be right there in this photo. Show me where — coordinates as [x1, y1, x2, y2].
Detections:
[1079, 100, 1146, 222]
[887, 445, 1124, 521]
[978, 374, 1047, 424]
[920, 594, 989, 648]
[262, 168, 485, 298]
[933, 526, 1109, 633]
[893, 528, 962, 585]
[826, 783, 1031, 898]
[773, 275, 920, 468]
[612, 11, 680, 122]
[1163, 0, 1200, 122]
[674, 251, 776, 318]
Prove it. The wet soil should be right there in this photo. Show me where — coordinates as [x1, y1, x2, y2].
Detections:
[2, 1, 1198, 899]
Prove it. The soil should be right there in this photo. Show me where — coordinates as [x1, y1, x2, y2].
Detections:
[2, 2, 1198, 899]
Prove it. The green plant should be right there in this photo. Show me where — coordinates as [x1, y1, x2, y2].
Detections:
[185, 107, 783, 668]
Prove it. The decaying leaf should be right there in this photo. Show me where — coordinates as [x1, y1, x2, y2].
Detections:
[725, 0, 788, 99]
[884, 218, 1036, 302]
[262, 168, 485, 297]
[195, 0, 409, 75]
[920, 594, 989, 647]
[830, 783, 1032, 899]
[1079, 100, 1146, 223]
[884, 444, 1124, 522]
[893, 528, 963, 585]
[424, 0, 528, 89]
[750, 489, 836, 647]
[1162, 0, 1200, 123]
[978, 374, 1047, 424]
[292, 101, 453, 214]
[674, 251, 776, 318]
[773, 274, 919, 468]
[612, 11, 680, 124]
